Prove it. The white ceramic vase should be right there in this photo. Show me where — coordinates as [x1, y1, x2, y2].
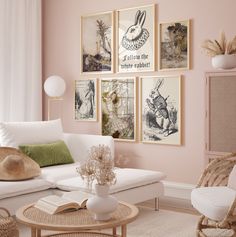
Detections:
[211, 54, 236, 69]
[86, 184, 118, 221]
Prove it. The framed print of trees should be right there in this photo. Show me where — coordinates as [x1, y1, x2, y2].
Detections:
[140, 75, 182, 145]
[117, 5, 156, 73]
[75, 79, 97, 121]
[100, 77, 136, 141]
[81, 11, 114, 74]
[159, 20, 190, 71]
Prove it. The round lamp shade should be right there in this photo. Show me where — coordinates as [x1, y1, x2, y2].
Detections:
[44, 76, 66, 98]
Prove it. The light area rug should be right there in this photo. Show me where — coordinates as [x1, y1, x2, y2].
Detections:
[18, 206, 234, 237]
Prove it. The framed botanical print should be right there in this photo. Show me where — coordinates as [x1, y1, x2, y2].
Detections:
[140, 75, 182, 145]
[75, 79, 97, 121]
[100, 77, 136, 141]
[117, 5, 156, 73]
[81, 11, 114, 74]
[159, 20, 190, 71]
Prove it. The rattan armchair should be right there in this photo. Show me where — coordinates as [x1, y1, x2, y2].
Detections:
[191, 153, 236, 237]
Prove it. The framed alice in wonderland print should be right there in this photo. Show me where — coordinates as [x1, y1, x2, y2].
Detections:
[140, 75, 182, 145]
[75, 79, 97, 121]
[159, 20, 190, 71]
[81, 11, 114, 74]
[100, 77, 136, 141]
[117, 5, 156, 73]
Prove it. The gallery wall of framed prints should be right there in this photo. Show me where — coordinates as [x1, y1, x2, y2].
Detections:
[77, 3, 191, 145]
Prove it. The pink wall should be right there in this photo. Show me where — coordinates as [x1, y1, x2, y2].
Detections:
[42, 0, 236, 184]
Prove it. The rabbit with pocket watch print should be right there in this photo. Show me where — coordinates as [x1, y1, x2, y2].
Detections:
[122, 10, 149, 51]
[145, 79, 178, 138]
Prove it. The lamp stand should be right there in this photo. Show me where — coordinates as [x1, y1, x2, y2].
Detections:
[47, 97, 63, 120]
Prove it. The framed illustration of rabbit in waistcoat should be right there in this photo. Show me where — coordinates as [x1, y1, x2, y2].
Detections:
[140, 75, 182, 145]
[116, 4, 156, 73]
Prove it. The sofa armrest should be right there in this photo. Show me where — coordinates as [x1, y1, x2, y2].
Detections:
[62, 133, 114, 163]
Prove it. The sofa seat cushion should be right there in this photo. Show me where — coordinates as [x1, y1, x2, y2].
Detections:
[41, 162, 80, 184]
[0, 178, 52, 200]
[56, 168, 166, 194]
[191, 186, 236, 221]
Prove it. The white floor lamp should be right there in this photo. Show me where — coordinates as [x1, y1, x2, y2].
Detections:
[44, 75, 66, 120]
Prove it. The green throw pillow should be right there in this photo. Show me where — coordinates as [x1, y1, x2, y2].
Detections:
[19, 140, 74, 167]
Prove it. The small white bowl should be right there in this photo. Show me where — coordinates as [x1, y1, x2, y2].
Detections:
[212, 54, 236, 69]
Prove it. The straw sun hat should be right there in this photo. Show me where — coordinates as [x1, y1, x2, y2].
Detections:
[0, 147, 41, 181]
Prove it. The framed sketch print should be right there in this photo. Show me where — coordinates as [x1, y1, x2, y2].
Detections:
[159, 20, 190, 71]
[140, 75, 182, 145]
[100, 77, 136, 141]
[117, 5, 155, 73]
[75, 79, 97, 121]
[81, 11, 114, 74]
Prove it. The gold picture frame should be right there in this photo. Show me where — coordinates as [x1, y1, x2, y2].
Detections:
[81, 11, 114, 74]
[116, 4, 156, 73]
[140, 75, 182, 145]
[100, 77, 137, 142]
[75, 79, 98, 121]
[158, 19, 190, 71]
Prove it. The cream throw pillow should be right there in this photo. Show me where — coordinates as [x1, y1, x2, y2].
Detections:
[0, 119, 63, 148]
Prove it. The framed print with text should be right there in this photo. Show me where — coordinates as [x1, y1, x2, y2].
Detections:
[159, 20, 190, 71]
[100, 77, 136, 141]
[81, 11, 114, 74]
[140, 75, 182, 145]
[75, 79, 97, 121]
[117, 5, 156, 73]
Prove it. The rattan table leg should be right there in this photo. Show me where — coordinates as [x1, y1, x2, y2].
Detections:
[113, 227, 117, 236]
[31, 227, 36, 237]
[121, 225, 127, 237]
[36, 229, 41, 237]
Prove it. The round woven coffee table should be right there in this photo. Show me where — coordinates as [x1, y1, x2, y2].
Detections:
[16, 201, 139, 237]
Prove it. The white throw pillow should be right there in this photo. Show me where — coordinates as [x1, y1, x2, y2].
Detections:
[228, 165, 236, 190]
[0, 119, 63, 148]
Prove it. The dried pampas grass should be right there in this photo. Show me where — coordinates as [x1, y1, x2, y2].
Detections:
[202, 32, 236, 57]
[77, 144, 116, 186]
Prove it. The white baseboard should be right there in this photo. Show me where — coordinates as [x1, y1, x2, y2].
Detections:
[160, 181, 195, 211]
[163, 181, 195, 200]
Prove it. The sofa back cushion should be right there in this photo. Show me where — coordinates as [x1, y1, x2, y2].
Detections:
[228, 165, 236, 190]
[0, 119, 63, 148]
[63, 133, 114, 163]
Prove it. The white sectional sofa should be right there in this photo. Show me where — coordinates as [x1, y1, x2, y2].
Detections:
[0, 120, 165, 214]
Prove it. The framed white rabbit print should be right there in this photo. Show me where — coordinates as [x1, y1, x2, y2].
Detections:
[81, 11, 114, 74]
[140, 75, 182, 145]
[116, 5, 156, 73]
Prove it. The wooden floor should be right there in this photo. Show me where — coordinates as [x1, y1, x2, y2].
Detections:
[139, 198, 199, 216]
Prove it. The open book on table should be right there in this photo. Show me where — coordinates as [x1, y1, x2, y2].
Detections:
[34, 191, 93, 215]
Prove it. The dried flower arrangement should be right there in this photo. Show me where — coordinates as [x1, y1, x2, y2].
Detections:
[201, 32, 236, 57]
[77, 144, 116, 186]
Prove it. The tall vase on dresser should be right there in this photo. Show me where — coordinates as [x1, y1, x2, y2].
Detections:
[77, 144, 117, 221]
